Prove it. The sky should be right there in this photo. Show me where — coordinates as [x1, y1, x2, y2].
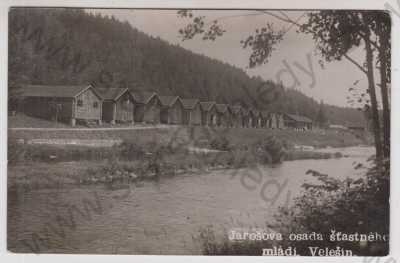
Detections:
[87, 9, 370, 107]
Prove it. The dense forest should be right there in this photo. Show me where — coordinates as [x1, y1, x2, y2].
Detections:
[8, 8, 366, 126]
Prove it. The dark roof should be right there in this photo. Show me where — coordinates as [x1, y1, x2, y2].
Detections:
[159, 95, 180, 107]
[96, 88, 130, 101]
[252, 109, 260, 116]
[130, 91, 157, 104]
[181, 99, 200, 109]
[241, 108, 249, 115]
[215, 104, 229, 113]
[248, 108, 258, 116]
[285, 113, 313, 123]
[200, 101, 215, 111]
[20, 84, 99, 99]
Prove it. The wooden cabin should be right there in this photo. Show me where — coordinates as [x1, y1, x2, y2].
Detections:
[260, 111, 270, 128]
[251, 109, 262, 128]
[215, 104, 231, 127]
[256, 110, 265, 128]
[21, 84, 103, 126]
[200, 101, 217, 126]
[230, 105, 244, 128]
[181, 99, 202, 125]
[248, 109, 257, 128]
[283, 113, 313, 130]
[269, 112, 278, 129]
[241, 108, 250, 128]
[96, 88, 135, 124]
[131, 91, 162, 124]
[269, 112, 285, 129]
[159, 95, 184, 124]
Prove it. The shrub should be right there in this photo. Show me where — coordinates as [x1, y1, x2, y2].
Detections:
[118, 141, 145, 160]
[197, 158, 389, 256]
[210, 136, 231, 151]
[256, 136, 287, 164]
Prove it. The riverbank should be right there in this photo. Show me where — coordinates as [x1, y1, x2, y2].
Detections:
[7, 146, 345, 192]
[8, 124, 364, 190]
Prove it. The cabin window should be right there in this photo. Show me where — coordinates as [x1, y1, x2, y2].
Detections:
[93, 102, 98, 108]
[77, 99, 83, 107]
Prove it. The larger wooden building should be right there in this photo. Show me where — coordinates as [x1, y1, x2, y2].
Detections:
[96, 88, 135, 124]
[21, 84, 103, 126]
[283, 114, 313, 130]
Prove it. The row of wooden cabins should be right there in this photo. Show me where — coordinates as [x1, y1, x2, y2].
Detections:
[18, 84, 313, 130]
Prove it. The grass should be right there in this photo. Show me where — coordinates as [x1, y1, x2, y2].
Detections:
[8, 115, 365, 190]
[8, 114, 72, 128]
[218, 127, 364, 148]
[8, 135, 348, 192]
[9, 124, 364, 149]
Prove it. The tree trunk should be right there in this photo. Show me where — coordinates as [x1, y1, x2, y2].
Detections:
[377, 32, 390, 159]
[364, 35, 383, 163]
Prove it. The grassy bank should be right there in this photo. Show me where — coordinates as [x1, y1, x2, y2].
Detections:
[8, 134, 345, 192]
[8, 121, 361, 190]
[9, 124, 365, 149]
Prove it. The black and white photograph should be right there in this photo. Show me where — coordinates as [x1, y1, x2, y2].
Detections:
[6, 6, 392, 257]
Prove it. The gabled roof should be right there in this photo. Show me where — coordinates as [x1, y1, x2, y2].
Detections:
[241, 108, 249, 116]
[130, 91, 158, 104]
[248, 108, 257, 116]
[96, 88, 130, 101]
[252, 109, 260, 116]
[200, 101, 216, 111]
[215, 104, 229, 114]
[285, 113, 313, 123]
[181, 98, 200, 110]
[20, 84, 101, 99]
[159, 95, 180, 107]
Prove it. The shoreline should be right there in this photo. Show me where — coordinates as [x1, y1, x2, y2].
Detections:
[7, 147, 352, 192]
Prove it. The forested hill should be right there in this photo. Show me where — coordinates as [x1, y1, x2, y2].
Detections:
[9, 8, 365, 126]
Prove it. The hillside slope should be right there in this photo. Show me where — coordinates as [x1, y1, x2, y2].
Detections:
[9, 8, 365, 126]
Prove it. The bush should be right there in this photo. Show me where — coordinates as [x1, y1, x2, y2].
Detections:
[118, 141, 145, 160]
[197, 158, 390, 256]
[268, 159, 389, 256]
[210, 136, 231, 151]
[7, 140, 176, 164]
[256, 136, 287, 164]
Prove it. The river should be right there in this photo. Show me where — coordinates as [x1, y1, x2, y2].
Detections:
[7, 146, 374, 254]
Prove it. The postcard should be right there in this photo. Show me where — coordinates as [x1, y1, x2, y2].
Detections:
[6, 6, 392, 257]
